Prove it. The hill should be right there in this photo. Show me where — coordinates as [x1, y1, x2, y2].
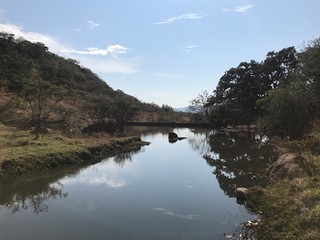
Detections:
[0, 32, 191, 133]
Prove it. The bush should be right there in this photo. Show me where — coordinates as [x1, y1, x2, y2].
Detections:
[258, 82, 315, 138]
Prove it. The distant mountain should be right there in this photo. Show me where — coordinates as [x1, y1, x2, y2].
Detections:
[174, 107, 190, 113]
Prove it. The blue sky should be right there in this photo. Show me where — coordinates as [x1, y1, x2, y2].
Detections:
[0, 0, 319, 107]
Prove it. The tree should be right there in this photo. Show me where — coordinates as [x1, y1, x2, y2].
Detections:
[161, 104, 174, 113]
[23, 68, 59, 138]
[206, 47, 299, 128]
[209, 61, 263, 126]
[111, 96, 138, 131]
[262, 46, 298, 89]
[298, 38, 320, 97]
[81, 96, 112, 125]
[257, 80, 316, 138]
[188, 90, 211, 122]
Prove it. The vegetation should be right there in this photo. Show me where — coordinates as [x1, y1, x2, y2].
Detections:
[192, 39, 320, 140]
[0, 123, 148, 175]
[190, 37, 320, 239]
[3, 30, 320, 238]
[0, 32, 191, 135]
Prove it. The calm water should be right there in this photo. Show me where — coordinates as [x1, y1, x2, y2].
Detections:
[0, 127, 278, 240]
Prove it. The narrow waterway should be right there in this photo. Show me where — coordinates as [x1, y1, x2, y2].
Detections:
[0, 127, 278, 240]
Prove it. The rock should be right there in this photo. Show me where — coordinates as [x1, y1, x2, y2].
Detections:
[245, 219, 261, 227]
[168, 132, 178, 139]
[168, 132, 186, 143]
[236, 187, 250, 201]
[235, 186, 264, 202]
[268, 153, 309, 181]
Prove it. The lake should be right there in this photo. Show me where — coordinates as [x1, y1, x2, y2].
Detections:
[0, 127, 278, 240]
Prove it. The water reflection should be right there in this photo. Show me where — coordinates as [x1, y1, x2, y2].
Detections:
[187, 129, 213, 155]
[203, 131, 278, 198]
[153, 207, 206, 221]
[0, 173, 68, 214]
[123, 126, 175, 138]
[0, 146, 144, 214]
[113, 148, 143, 167]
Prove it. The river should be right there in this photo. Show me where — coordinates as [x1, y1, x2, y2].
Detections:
[0, 127, 278, 240]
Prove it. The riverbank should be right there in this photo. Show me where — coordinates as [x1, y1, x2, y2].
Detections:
[0, 124, 149, 176]
[244, 135, 320, 239]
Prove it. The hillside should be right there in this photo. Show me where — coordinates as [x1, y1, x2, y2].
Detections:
[0, 32, 191, 132]
[0, 32, 142, 106]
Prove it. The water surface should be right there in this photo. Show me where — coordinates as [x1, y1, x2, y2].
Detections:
[0, 127, 277, 240]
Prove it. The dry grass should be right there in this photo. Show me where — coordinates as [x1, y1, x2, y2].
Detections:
[0, 123, 146, 175]
[246, 135, 320, 239]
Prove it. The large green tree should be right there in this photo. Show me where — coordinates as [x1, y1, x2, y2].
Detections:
[207, 47, 299, 128]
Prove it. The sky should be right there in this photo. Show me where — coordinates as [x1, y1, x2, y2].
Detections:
[0, 0, 319, 108]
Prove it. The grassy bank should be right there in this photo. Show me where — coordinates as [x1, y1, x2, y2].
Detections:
[0, 124, 149, 176]
[245, 135, 320, 239]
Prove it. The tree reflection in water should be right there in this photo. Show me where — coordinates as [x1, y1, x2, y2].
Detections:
[0, 145, 145, 214]
[113, 148, 144, 167]
[0, 166, 78, 214]
[0, 180, 67, 214]
[197, 131, 278, 198]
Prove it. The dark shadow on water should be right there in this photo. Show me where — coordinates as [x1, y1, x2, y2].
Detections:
[188, 130, 279, 198]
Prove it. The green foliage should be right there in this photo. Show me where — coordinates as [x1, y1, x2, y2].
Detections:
[0, 32, 165, 129]
[299, 38, 320, 98]
[257, 81, 316, 138]
[206, 47, 299, 128]
[81, 96, 112, 124]
[204, 44, 320, 139]
[0, 100, 15, 122]
[22, 68, 60, 138]
[112, 95, 138, 129]
[161, 104, 173, 113]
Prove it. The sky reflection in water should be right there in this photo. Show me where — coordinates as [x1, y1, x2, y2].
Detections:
[0, 127, 277, 240]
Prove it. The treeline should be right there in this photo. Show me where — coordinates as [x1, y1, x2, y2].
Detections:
[192, 38, 320, 138]
[0, 32, 176, 136]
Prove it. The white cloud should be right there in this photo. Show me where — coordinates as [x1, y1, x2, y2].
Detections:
[61, 44, 129, 56]
[235, 5, 254, 13]
[87, 20, 100, 29]
[222, 5, 254, 13]
[154, 13, 207, 25]
[0, 23, 63, 53]
[0, 23, 139, 74]
[184, 45, 198, 52]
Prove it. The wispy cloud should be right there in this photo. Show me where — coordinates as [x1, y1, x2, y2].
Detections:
[153, 208, 205, 221]
[61, 45, 128, 56]
[75, 20, 100, 32]
[0, 23, 139, 74]
[184, 45, 198, 53]
[154, 12, 207, 25]
[222, 4, 254, 13]
[87, 20, 100, 29]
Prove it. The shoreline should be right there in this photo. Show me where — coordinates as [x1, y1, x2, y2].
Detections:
[0, 137, 149, 176]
